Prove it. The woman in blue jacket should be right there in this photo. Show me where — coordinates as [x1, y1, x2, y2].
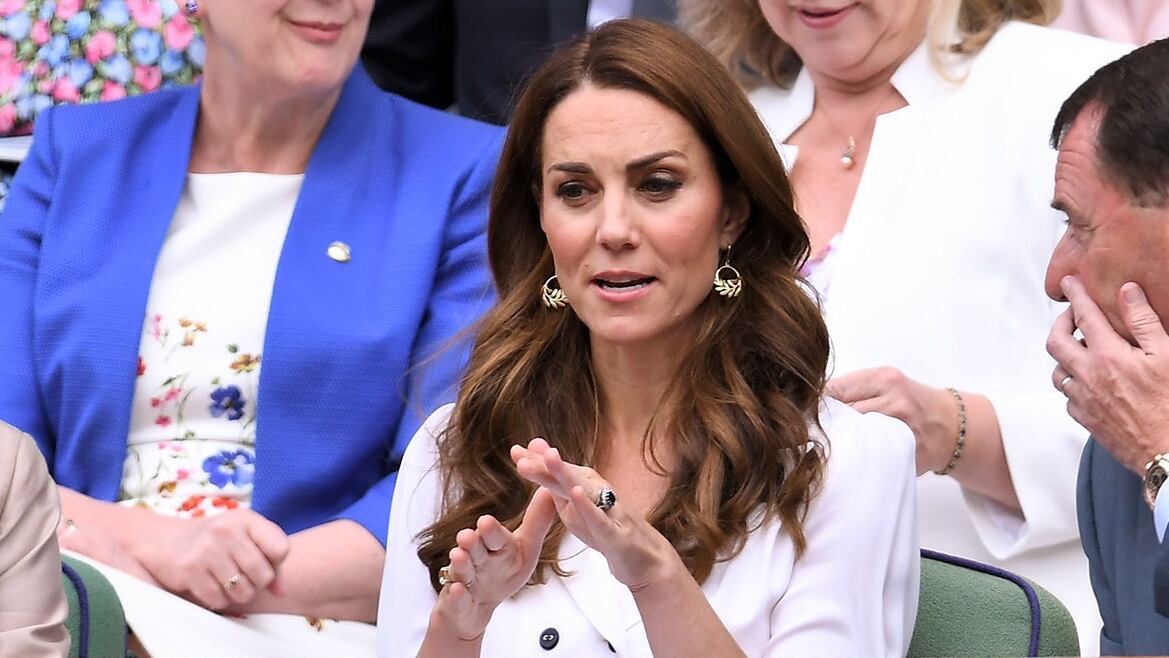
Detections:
[0, 0, 500, 627]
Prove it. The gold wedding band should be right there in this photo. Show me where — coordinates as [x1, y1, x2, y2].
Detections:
[223, 573, 242, 591]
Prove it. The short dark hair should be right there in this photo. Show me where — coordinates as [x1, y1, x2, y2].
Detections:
[1051, 38, 1169, 208]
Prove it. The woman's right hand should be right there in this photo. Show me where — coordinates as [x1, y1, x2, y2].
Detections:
[130, 508, 291, 610]
[431, 487, 558, 641]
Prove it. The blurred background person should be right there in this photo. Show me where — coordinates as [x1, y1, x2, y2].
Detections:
[0, 0, 500, 647]
[361, 0, 676, 124]
[1052, 0, 1169, 45]
[681, 0, 1127, 651]
[0, 423, 68, 658]
[379, 19, 918, 658]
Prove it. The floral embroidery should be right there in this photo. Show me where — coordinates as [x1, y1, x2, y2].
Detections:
[208, 384, 246, 421]
[202, 449, 254, 488]
[229, 353, 259, 373]
[0, 0, 204, 136]
[177, 315, 206, 346]
[121, 312, 261, 518]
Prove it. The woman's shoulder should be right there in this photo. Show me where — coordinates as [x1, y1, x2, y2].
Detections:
[400, 403, 456, 472]
[0, 422, 55, 519]
[42, 84, 194, 135]
[350, 65, 503, 154]
[816, 397, 916, 487]
[975, 22, 1131, 91]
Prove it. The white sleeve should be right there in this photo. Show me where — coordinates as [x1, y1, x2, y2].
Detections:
[767, 402, 920, 658]
[964, 389, 1088, 557]
[376, 405, 452, 658]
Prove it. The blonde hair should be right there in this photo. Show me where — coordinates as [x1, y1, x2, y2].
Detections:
[678, 0, 1062, 89]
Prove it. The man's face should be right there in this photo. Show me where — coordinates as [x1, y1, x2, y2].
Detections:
[1045, 105, 1169, 343]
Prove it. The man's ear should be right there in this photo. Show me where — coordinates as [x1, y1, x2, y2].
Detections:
[719, 182, 750, 245]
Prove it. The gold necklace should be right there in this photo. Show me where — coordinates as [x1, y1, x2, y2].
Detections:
[817, 84, 903, 170]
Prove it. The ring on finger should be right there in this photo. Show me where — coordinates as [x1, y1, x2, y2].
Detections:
[595, 487, 617, 512]
[438, 565, 471, 591]
[222, 573, 243, 591]
[1058, 374, 1074, 393]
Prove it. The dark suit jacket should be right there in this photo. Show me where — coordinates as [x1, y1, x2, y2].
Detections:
[0, 66, 502, 545]
[1079, 438, 1169, 654]
[361, 0, 675, 125]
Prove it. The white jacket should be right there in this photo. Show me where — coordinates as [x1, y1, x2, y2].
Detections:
[377, 400, 918, 657]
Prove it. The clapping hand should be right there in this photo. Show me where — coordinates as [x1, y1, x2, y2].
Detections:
[511, 438, 679, 592]
[432, 487, 558, 641]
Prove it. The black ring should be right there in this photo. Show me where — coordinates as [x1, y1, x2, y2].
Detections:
[595, 487, 617, 511]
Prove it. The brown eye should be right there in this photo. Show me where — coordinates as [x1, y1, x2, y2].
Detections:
[556, 182, 590, 201]
[639, 176, 681, 198]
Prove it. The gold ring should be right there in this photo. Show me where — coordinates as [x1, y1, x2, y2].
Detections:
[438, 565, 452, 587]
[223, 573, 242, 591]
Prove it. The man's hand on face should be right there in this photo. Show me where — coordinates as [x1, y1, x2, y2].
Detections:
[1047, 276, 1169, 475]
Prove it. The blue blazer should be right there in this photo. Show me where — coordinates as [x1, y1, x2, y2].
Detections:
[1079, 438, 1169, 654]
[0, 66, 502, 545]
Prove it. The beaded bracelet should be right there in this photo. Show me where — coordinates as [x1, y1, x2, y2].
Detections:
[935, 387, 967, 476]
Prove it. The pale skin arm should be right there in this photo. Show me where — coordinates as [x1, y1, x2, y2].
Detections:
[828, 370, 1020, 511]
[59, 488, 383, 621]
[225, 520, 384, 622]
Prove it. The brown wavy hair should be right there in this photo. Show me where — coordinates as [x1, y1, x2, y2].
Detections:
[679, 0, 1061, 89]
[417, 18, 830, 591]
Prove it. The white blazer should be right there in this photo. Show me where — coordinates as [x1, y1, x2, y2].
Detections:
[750, 22, 1128, 654]
[377, 400, 918, 657]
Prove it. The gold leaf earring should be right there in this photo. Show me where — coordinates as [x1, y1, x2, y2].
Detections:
[541, 275, 568, 309]
[713, 247, 742, 298]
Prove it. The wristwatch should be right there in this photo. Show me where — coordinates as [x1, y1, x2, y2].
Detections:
[1144, 453, 1169, 510]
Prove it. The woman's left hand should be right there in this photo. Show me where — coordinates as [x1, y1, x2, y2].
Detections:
[827, 367, 958, 475]
[511, 439, 680, 591]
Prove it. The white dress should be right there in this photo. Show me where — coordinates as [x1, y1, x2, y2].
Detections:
[121, 172, 300, 517]
[377, 399, 919, 657]
[749, 22, 1129, 654]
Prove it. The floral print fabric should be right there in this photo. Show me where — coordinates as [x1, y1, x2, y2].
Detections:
[120, 172, 303, 519]
[121, 312, 261, 518]
[0, 0, 203, 136]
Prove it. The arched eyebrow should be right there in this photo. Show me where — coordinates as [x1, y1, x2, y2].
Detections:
[547, 162, 592, 175]
[545, 150, 687, 177]
[626, 150, 685, 172]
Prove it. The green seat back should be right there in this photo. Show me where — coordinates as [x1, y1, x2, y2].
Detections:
[61, 556, 127, 658]
[909, 549, 1078, 657]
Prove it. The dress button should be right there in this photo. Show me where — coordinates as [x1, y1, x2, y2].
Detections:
[539, 627, 559, 650]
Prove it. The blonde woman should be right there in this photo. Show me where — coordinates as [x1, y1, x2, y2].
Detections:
[681, 0, 1128, 651]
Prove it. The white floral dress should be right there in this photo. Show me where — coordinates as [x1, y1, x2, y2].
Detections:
[120, 172, 301, 517]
